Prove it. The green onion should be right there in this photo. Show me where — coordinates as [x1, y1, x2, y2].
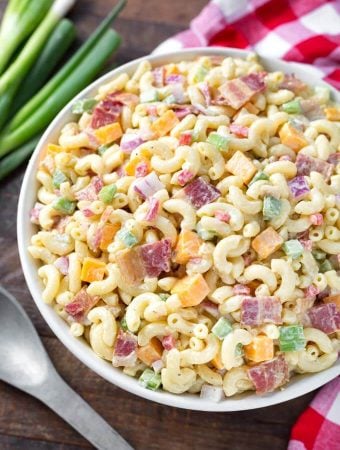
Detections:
[279, 325, 305, 352]
[120, 315, 128, 331]
[8, 0, 126, 133]
[282, 239, 304, 259]
[212, 317, 232, 340]
[0, 0, 53, 75]
[159, 293, 170, 301]
[139, 368, 162, 390]
[319, 259, 333, 273]
[52, 197, 76, 215]
[193, 66, 208, 83]
[98, 144, 111, 156]
[117, 228, 138, 248]
[249, 171, 269, 185]
[0, 0, 76, 130]
[207, 132, 229, 150]
[0, 29, 122, 158]
[282, 100, 302, 114]
[13, 19, 76, 114]
[140, 89, 159, 103]
[52, 169, 68, 189]
[235, 343, 244, 357]
[0, 135, 40, 181]
[263, 196, 281, 220]
[72, 98, 98, 114]
[99, 184, 117, 204]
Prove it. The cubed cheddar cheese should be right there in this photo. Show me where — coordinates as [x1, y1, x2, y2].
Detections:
[151, 110, 179, 137]
[38, 143, 64, 163]
[244, 335, 274, 362]
[174, 230, 202, 264]
[226, 150, 256, 184]
[323, 295, 340, 310]
[124, 148, 151, 176]
[211, 344, 224, 370]
[80, 257, 106, 283]
[94, 122, 123, 145]
[165, 63, 180, 77]
[244, 102, 260, 115]
[279, 122, 308, 152]
[251, 227, 283, 260]
[99, 223, 120, 251]
[324, 107, 340, 121]
[137, 337, 163, 366]
[171, 274, 210, 307]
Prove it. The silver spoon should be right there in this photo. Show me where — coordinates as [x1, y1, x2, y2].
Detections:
[0, 285, 133, 450]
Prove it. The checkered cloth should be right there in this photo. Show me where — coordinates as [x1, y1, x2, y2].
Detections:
[154, 1, 340, 448]
[153, 0, 340, 89]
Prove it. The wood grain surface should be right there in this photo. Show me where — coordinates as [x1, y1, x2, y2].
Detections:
[0, 1, 315, 448]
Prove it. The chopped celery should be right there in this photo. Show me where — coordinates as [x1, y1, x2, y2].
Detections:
[312, 250, 326, 261]
[99, 184, 117, 204]
[139, 368, 162, 390]
[319, 259, 333, 273]
[52, 169, 68, 189]
[282, 239, 304, 259]
[263, 196, 281, 220]
[235, 343, 244, 357]
[197, 223, 215, 241]
[249, 171, 269, 185]
[279, 325, 305, 352]
[282, 99, 302, 114]
[72, 98, 98, 114]
[193, 66, 208, 83]
[120, 315, 128, 331]
[207, 132, 229, 150]
[212, 317, 232, 340]
[117, 228, 138, 248]
[98, 144, 110, 155]
[52, 197, 76, 215]
[140, 89, 159, 103]
[314, 86, 330, 103]
[159, 293, 170, 301]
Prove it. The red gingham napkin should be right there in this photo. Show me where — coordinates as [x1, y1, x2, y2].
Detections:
[153, 1, 340, 448]
[153, 0, 340, 89]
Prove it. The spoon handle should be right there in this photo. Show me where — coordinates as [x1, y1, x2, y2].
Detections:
[37, 371, 133, 450]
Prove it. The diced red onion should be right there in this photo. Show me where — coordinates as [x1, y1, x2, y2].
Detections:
[233, 284, 251, 296]
[299, 239, 313, 251]
[112, 351, 137, 368]
[177, 169, 194, 186]
[288, 176, 310, 200]
[144, 197, 160, 222]
[310, 213, 323, 226]
[54, 256, 69, 275]
[162, 335, 176, 350]
[215, 211, 231, 223]
[165, 74, 185, 84]
[198, 82, 212, 106]
[169, 84, 185, 103]
[152, 359, 164, 373]
[304, 285, 319, 299]
[200, 384, 224, 402]
[178, 132, 193, 146]
[229, 123, 249, 137]
[328, 153, 340, 165]
[134, 172, 164, 199]
[152, 67, 165, 87]
[30, 202, 43, 224]
[82, 208, 95, 218]
[120, 134, 144, 154]
[135, 162, 149, 178]
[200, 300, 219, 318]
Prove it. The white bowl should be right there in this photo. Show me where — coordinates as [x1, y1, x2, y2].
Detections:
[17, 47, 340, 411]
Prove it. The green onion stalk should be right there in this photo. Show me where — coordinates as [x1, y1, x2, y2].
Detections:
[0, 0, 76, 130]
[0, 0, 54, 75]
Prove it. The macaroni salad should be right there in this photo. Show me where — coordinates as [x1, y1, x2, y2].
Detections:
[29, 54, 340, 400]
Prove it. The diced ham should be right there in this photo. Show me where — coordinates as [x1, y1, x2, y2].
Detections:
[218, 73, 265, 110]
[162, 335, 176, 350]
[54, 256, 69, 275]
[30, 202, 44, 224]
[91, 100, 121, 129]
[241, 297, 282, 326]
[233, 284, 251, 296]
[215, 211, 231, 223]
[279, 74, 307, 94]
[307, 303, 340, 334]
[247, 355, 289, 394]
[65, 288, 99, 323]
[229, 123, 249, 137]
[83, 208, 95, 218]
[165, 74, 185, 84]
[177, 169, 194, 186]
[112, 330, 138, 367]
[310, 213, 323, 226]
[75, 176, 103, 201]
[328, 153, 340, 165]
[178, 132, 193, 146]
[144, 197, 160, 222]
[296, 154, 334, 181]
[139, 239, 172, 277]
[184, 177, 220, 209]
[134, 172, 164, 199]
[135, 161, 150, 178]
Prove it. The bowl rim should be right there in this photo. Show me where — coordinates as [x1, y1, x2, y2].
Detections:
[17, 46, 340, 412]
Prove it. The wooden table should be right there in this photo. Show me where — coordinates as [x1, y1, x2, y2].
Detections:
[0, 0, 315, 448]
